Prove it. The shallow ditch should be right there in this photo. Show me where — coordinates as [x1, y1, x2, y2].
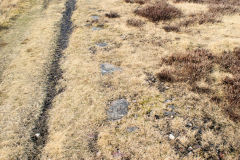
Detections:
[29, 0, 76, 159]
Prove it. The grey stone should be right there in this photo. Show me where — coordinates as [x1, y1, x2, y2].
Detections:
[91, 15, 99, 20]
[100, 63, 121, 75]
[127, 126, 138, 132]
[107, 99, 129, 120]
[96, 42, 108, 47]
[163, 111, 176, 117]
[92, 27, 103, 31]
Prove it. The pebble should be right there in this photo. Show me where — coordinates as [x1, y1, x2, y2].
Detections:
[186, 122, 193, 128]
[169, 134, 175, 140]
[35, 133, 40, 138]
[100, 63, 121, 75]
[107, 99, 129, 120]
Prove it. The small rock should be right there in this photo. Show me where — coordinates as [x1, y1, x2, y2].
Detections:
[126, 126, 138, 132]
[96, 42, 108, 47]
[169, 134, 175, 140]
[91, 15, 99, 20]
[163, 111, 176, 117]
[107, 99, 129, 120]
[164, 99, 172, 103]
[100, 63, 121, 75]
[35, 133, 40, 138]
[186, 122, 193, 128]
[92, 27, 102, 31]
[188, 146, 193, 151]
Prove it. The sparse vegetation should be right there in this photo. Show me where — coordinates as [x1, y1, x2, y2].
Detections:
[134, 1, 182, 22]
[124, 0, 148, 5]
[157, 48, 240, 121]
[163, 25, 180, 32]
[127, 18, 145, 27]
[105, 11, 120, 18]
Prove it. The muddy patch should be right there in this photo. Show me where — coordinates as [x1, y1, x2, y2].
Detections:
[29, 0, 76, 159]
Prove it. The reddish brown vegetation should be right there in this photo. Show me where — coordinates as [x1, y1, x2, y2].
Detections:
[134, 1, 182, 22]
[163, 25, 180, 32]
[124, 0, 149, 5]
[105, 11, 120, 18]
[127, 18, 145, 27]
[157, 48, 240, 121]
[179, 13, 220, 27]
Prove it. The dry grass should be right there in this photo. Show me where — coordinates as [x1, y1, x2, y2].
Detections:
[135, 1, 182, 22]
[127, 18, 145, 27]
[0, 0, 35, 32]
[0, 0, 66, 159]
[1, 0, 240, 159]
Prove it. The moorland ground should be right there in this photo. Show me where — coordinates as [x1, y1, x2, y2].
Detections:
[0, 0, 240, 159]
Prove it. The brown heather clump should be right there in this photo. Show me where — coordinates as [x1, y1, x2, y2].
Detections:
[134, 1, 182, 22]
[161, 49, 214, 84]
[127, 18, 145, 27]
[157, 48, 240, 121]
[105, 11, 120, 18]
[124, 0, 149, 5]
[163, 25, 180, 32]
[179, 13, 220, 27]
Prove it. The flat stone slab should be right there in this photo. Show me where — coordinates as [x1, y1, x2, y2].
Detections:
[100, 63, 121, 75]
[107, 99, 129, 120]
[92, 27, 103, 31]
[91, 15, 99, 20]
[96, 42, 108, 47]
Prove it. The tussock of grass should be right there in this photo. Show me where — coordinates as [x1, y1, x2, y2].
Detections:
[105, 11, 120, 18]
[124, 0, 149, 5]
[134, 1, 182, 22]
[127, 18, 145, 27]
[179, 12, 220, 27]
[163, 25, 180, 32]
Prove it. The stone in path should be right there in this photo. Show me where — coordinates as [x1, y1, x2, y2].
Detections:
[107, 99, 129, 120]
[100, 63, 121, 75]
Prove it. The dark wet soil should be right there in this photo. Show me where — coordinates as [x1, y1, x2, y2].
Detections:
[29, 0, 76, 159]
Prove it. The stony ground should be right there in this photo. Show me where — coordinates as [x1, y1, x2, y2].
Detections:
[0, 0, 240, 159]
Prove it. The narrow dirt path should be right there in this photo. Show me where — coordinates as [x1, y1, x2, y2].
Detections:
[0, 0, 67, 159]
